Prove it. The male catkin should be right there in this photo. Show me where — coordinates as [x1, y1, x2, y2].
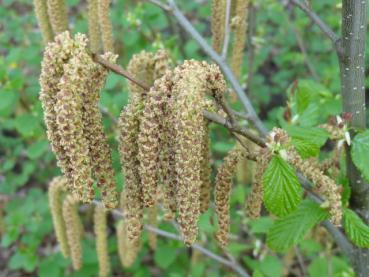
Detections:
[211, 0, 226, 53]
[94, 205, 110, 277]
[87, 0, 101, 53]
[33, 0, 54, 44]
[47, 0, 68, 34]
[48, 176, 69, 258]
[148, 206, 158, 250]
[63, 194, 83, 270]
[116, 220, 139, 267]
[98, 0, 114, 52]
[214, 146, 243, 248]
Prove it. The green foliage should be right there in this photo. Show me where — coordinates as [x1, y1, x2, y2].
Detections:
[267, 200, 329, 252]
[351, 130, 369, 181]
[343, 208, 369, 248]
[262, 155, 302, 217]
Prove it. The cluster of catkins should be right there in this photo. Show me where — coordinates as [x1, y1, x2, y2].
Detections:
[40, 31, 118, 208]
[118, 50, 235, 246]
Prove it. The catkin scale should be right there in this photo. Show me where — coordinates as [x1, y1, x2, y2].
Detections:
[94, 205, 110, 277]
[47, 0, 68, 34]
[214, 147, 243, 248]
[48, 176, 69, 258]
[62, 194, 83, 270]
[33, 0, 54, 44]
[98, 0, 114, 52]
[230, 0, 249, 78]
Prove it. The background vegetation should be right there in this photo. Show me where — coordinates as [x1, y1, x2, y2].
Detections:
[1, 0, 367, 276]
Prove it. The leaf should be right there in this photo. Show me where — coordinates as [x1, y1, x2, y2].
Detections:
[343, 208, 369, 248]
[263, 155, 302, 217]
[249, 217, 274, 234]
[154, 245, 178, 269]
[351, 130, 369, 181]
[291, 138, 319, 158]
[267, 200, 329, 251]
[285, 125, 329, 147]
[27, 140, 49, 160]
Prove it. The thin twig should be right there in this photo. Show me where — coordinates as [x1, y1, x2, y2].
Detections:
[221, 0, 232, 59]
[91, 200, 250, 277]
[287, 0, 343, 55]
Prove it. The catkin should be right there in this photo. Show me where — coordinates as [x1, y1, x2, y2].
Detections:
[214, 147, 243, 248]
[211, 0, 226, 53]
[230, 0, 249, 78]
[87, 0, 101, 53]
[171, 60, 226, 245]
[246, 148, 271, 219]
[148, 206, 158, 250]
[40, 32, 76, 190]
[55, 34, 95, 202]
[63, 194, 83, 270]
[200, 122, 212, 213]
[82, 52, 118, 209]
[116, 220, 139, 268]
[47, 0, 68, 34]
[98, 0, 114, 52]
[49, 176, 69, 258]
[94, 205, 110, 277]
[33, 0, 54, 44]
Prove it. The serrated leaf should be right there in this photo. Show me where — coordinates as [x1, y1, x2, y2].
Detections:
[285, 125, 329, 147]
[291, 138, 319, 158]
[267, 200, 328, 251]
[351, 130, 369, 181]
[343, 208, 369, 248]
[263, 155, 302, 217]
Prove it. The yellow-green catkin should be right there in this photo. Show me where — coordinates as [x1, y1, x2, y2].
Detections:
[33, 0, 54, 44]
[39, 32, 77, 191]
[49, 176, 69, 258]
[82, 52, 118, 209]
[55, 33, 95, 202]
[148, 206, 157, 250]
[171, 61, 226, 245]
[119, 51, 155, 245]
[230, 0, 249, 78]
[116, 220, 139, 268]
[87, 0, 101, 53]
[94, 205, 110, 277]
[246, 148, 271, 219]
[98, 0, 114, 52]
[47, 0, 68, 34]
[63, 194, 83, 270]
[214, 147, 243, 248]
[211, 0, 226, 53]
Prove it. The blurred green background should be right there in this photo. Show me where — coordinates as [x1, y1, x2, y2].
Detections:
[1, 0, 367, 276]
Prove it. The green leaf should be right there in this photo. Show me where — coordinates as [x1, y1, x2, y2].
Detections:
[154, 245, 178, 269]
[291, 138, 319, 158]
[285, 125, 329, 147]
[26, 140, 49, 159]
[267, 200, 329, 251]
[14, 114, 41, 137]
[249, 217, 274, 234]
[263, 155, 302, 217]
[343, 208, 369, 247]
[351, 130, 369, 181]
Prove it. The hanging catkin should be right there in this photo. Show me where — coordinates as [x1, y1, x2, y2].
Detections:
[211, 0, 226, 53]
[214, 146, 243, 248]
[170, 60, 226, 245]
[82, 52, 118, 209]
[94, 205, 110, 277]
[246, 148, 271, 219]
[148, 206, 158, 250]
[119, 51, 155, 245]
[116, 220, 139, 268]
[98, 0, 114, 52]
[33, 0, 54, 44]
[40, 32, 77, 191]
[55, 34, 95, 202]
[230, 0, 249, 78]
[47, 0, 68, 34]
[62, 194, 83, 270]
[48, 176, 69, 258]
[200, 122, 212, 213]
[87, 0, 101, 53]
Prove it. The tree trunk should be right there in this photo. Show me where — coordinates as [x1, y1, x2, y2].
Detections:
[340, 1, 369, 275]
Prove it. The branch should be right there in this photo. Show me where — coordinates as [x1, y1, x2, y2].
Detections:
[287, 0, 343, 55]
[221, 0, 232, 59]
[92, 200, 250, 277]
